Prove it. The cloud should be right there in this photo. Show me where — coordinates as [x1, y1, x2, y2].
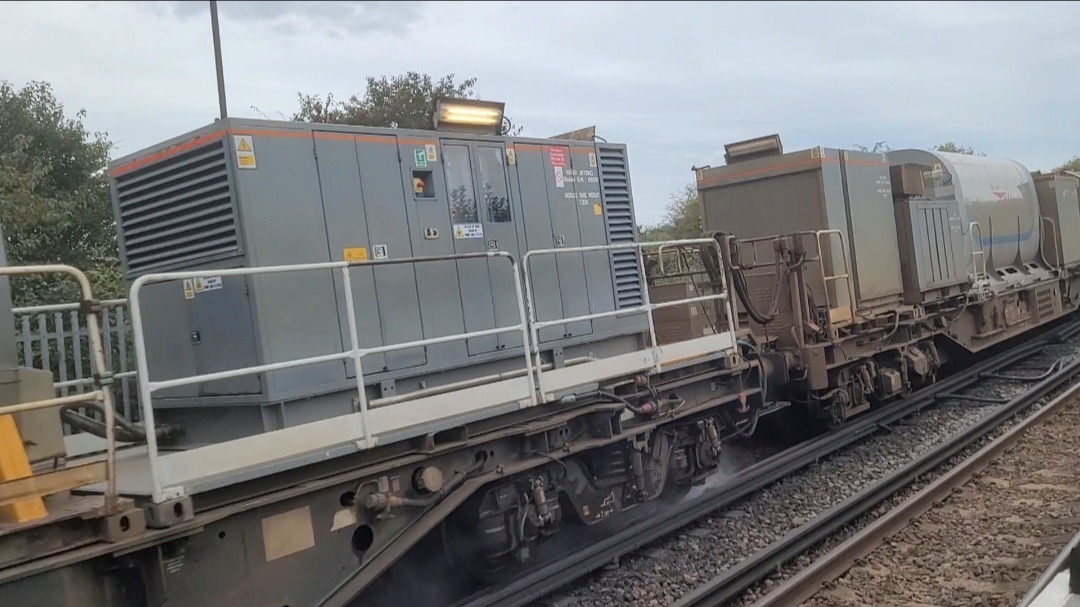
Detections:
[2, 1, 1078, 224]
[149, 1, 423, 36]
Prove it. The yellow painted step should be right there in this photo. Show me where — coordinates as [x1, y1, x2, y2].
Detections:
[0, 414, 47, 523]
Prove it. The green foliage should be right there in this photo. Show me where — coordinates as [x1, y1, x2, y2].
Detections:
[294, 72, 521, 135]
[638, 183, 701, 242]
[852, 141, 891, 153]
[1056, 156, 1080, 172]
[0, 81, 121, 306]
[933, 141, 983, 156]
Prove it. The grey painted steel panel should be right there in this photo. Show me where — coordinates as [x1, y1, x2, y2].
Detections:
[442, 142, 499, 355]
[355, 136, 426, 369]
[473, 143, 524, 350]
[1034, 173, 1080, 268]
[516, 145, 566, 342]
[139, 282, 199, 398]
[313, 135, 387, 375]
[236, 131, 344, 399]
[571, 147, 618, 334]
[544, 144, 592, 339]
[839, 151, 904, 302]
[191, 276, 261, 395]
[398, 139, 468, 366]
[894, 199, 966, 302]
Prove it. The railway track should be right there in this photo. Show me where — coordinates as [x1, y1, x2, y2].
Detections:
[452, 319, 1080, 607]
[749, 366, 1080, 607]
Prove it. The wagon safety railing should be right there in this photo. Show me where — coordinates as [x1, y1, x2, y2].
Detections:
[522, 238, 739, 400]
[128, 251, 535, 503]
[0, 265, 119, 514]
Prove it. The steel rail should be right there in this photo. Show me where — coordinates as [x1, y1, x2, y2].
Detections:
[746, 365, 1080, 607]
[676, 336, 1080, 607]
[454, 320, 1080, 607]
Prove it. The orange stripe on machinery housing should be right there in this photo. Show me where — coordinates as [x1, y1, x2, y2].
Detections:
[696, 157, 838, 187]
[513, 143, 595, 155]
[109, 130, 226, 177]
[110, 128, 447, 176]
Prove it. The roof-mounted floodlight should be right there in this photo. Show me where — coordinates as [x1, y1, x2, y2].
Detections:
[434, 98, 505, 135]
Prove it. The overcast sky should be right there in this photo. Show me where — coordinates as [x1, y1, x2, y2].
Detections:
[3, 1, 1079, 225]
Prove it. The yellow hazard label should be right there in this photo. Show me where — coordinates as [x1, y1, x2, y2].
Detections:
[343, 246, 368, 262]
[234, 135, 257, 169]
[183, 279, 195, 300]
[593, 203, 602, 216]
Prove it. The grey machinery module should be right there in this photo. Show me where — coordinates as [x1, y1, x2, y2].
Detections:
[109, 118, 648, 445]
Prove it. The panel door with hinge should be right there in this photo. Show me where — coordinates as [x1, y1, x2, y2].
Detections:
[355, 135, 426, 370]
[568, 146, 617, 334]
[191, 275, 262, 395]
[399, 139, 468, 367]
[442, 141, 498, 355]
[472, 143, 524, 350]
[544, 144, 592, 339]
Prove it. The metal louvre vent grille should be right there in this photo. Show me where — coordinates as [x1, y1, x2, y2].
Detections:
[113, 138, 239, 275]
[597, 145, 642, 309]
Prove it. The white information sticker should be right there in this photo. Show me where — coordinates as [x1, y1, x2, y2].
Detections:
[453, 223, 484, 239]
[193, 276, 223, 294]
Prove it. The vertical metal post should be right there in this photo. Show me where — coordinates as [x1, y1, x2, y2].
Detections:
[636, 245, 661, 372]
[209, 0, 228, 120]
[128, 276, 165, 503]
[506, 257, 537, 406]
[521, 253, 547, 399]
[341, 267, 372, 448]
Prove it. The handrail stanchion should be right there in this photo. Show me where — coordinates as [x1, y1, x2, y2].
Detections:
[636, 247, 661, 372]
[341, 266, 372, 448]
[2, 265, 120, 513]
[522, 251, 547, 400]
[506, 256, 538, 406]
[129, 273, 167, 503]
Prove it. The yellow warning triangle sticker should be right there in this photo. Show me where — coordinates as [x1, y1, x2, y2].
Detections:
[237, 139, 252, 152]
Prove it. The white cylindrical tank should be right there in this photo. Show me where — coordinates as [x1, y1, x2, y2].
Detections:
[888, 150, 1039, 270]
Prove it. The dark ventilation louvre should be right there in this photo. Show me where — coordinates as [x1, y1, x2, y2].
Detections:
[113, 138, 240, 275]
[597, 145, 642, 309]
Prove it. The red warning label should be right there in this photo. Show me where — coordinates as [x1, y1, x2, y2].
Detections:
[548, 147, 566, 168]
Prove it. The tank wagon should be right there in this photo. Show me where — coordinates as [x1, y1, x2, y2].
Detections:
[698, 135, 1080, 426]
[0, 117, 760, 607]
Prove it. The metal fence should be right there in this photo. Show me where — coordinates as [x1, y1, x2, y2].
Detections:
[13, 299, 139, 423]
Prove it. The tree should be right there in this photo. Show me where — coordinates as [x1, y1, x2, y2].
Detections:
[1056, 156, 1080, 172]
[853, 141, 891, 153]
[294, 72, 521, 134]
[638, 183, 701, 242]
[0, 81, 121, 306]
[934, 142, 983, 156]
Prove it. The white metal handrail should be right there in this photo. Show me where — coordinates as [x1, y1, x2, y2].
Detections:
[969, 220, 990, 295]
[129, 251, 535, 503]
[0, 265, 119, 513]
[1039, 216, 1062, 271]
[522, 238, 738, 399]
[12, 298, 127, 315]
[795, 229, 857, 326]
